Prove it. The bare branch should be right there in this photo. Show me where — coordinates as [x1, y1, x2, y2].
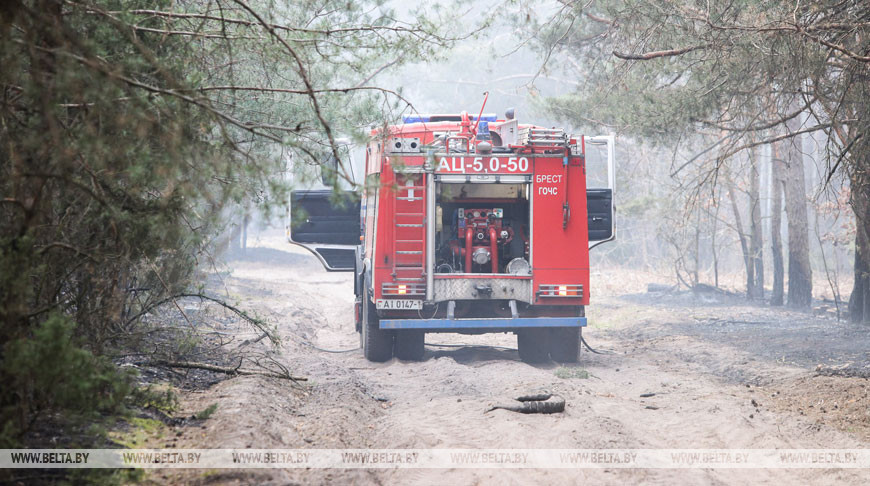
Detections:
[721, 123, 832, 159]
[229, 0, 349, 183]
[353, 56, 400, 89]
[152, 360, 307, 382]
[613, 44, 708, 60]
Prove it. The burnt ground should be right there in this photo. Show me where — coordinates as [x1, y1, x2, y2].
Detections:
[617, 289, 870, 378]
[136, 232, 870, 485]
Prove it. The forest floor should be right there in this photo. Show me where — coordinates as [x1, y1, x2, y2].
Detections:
[143, 231, 870, 485]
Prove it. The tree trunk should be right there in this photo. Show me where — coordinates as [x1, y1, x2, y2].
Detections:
[749, 147, 764, 300]
[770, 143, 785, 306]
[242, 212, 250, 253]
[725, 166, 753, 297]
[849, 234, 870, 324]
[783, 119, 813, 308]
[693, 204, 700, 286]
[849, 168, 870, 323]
[711, 190, 721, 288]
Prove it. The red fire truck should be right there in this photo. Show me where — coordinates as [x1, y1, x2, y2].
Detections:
[288, 109, 614, 363]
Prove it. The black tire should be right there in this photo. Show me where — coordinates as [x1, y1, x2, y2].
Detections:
[362, 286, 393, 362]
[517, 329, 549, 363]
[395, 330, 425, 361]
[549, 327, 580, 363]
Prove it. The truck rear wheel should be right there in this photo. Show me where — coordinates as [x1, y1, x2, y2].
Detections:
[517, 330, 549, 363]
[549, 327, 580, 363]
[395, 330, 425, 361]
[362, 287, 393, 362]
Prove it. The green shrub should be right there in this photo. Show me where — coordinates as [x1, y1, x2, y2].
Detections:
[0, 314, 133, 447]
[195, 403, 219, 420]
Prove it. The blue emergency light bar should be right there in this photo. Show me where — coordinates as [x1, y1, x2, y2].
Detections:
[402, 114, 498, 124]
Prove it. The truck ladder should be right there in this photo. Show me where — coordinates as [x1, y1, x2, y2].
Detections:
[392, 175, 426, 283]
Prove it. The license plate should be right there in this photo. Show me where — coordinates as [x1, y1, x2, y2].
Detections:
[376, 299, 422, 310]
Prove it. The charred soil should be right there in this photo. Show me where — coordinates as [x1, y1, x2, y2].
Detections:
[152, 234, 870, 484]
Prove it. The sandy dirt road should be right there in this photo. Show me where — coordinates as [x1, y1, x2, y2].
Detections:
[159, 233, 870, 485]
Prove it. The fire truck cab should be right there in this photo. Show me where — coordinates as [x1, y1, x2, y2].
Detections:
[288, 110, 614, 363]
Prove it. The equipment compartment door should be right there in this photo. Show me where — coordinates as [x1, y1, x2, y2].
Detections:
[531, 156, 590, 305]
[584, 135, 616, 247]
[587, 189, 613, 241]
[288, 190, 360, 271]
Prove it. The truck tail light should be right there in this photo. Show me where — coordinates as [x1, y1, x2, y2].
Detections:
[538, 284, 583, 298]
[382, 282, 425, 297]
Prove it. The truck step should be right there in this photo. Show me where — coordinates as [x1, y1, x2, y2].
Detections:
[396, 223, 423, 228]
[396, 250, 423, 255]
[396, 196, 422, 201]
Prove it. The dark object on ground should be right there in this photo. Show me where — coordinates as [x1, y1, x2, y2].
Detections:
[647, 283, 676, 293]
[815, 363, 870, 379]
[485, 393, 566, 414]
